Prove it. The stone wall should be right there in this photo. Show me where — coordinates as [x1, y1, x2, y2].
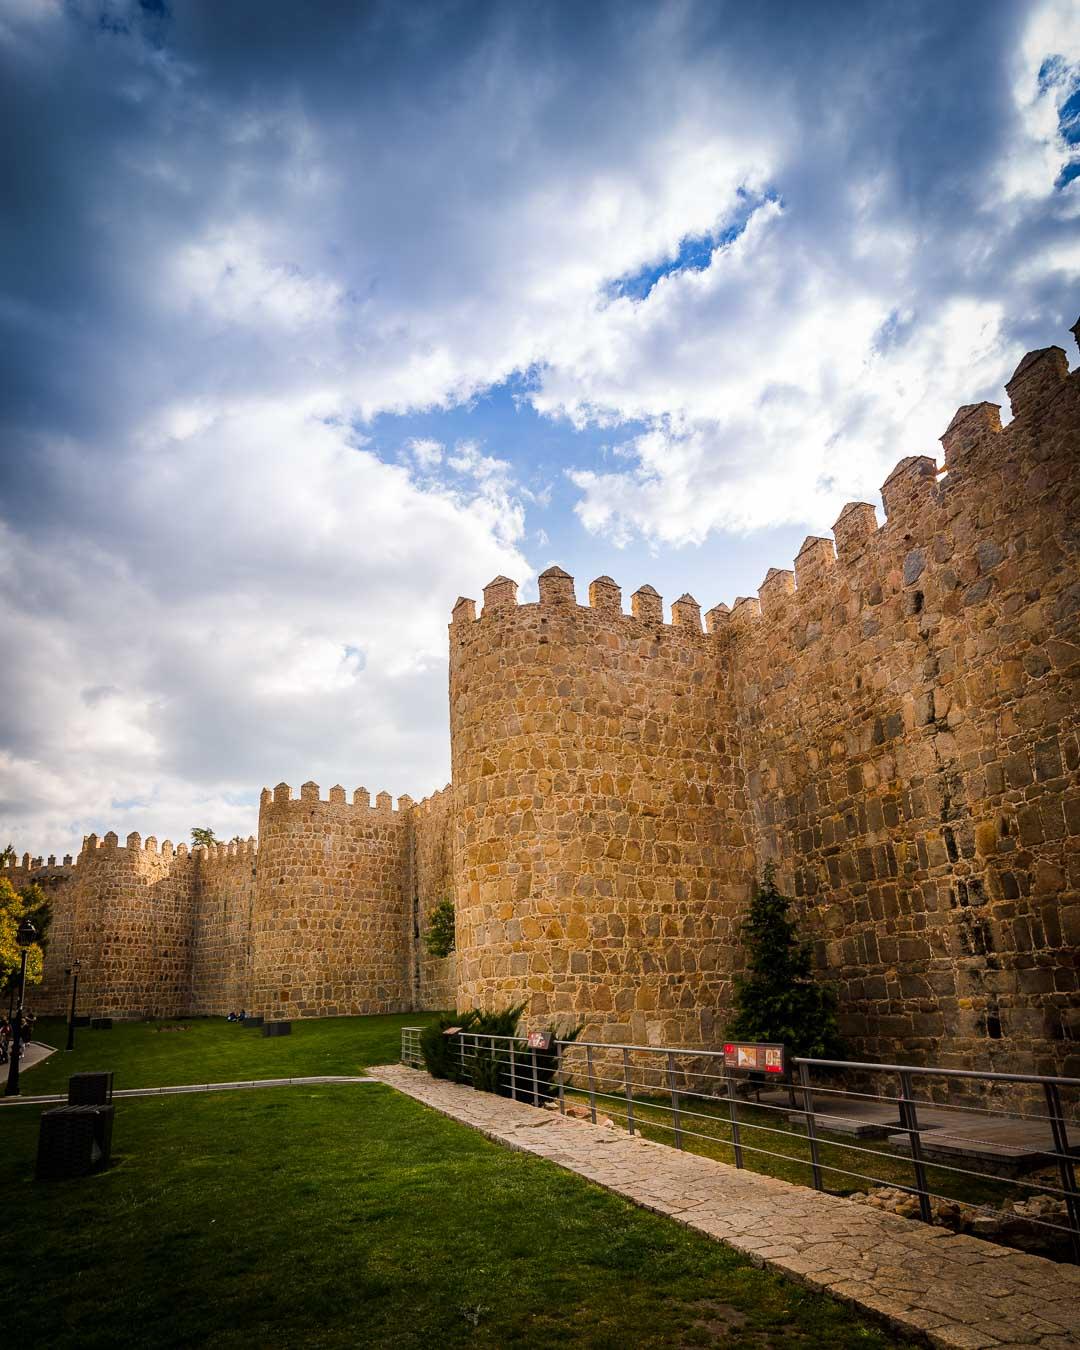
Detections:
[726, 343, 1079, 1076]
[46, 834, 198, 1020]
[189, 840, 257, 1015]
[10, 857, 77, 1017]
[249, 782, 412, 1019]
[410, 785, 457, 1010]
[448, 568, 753, 1047]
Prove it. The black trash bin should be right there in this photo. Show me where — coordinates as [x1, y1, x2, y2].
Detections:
[68, 1071, 114, 1105]
[90, 1017, 113, 1030]
[36, 1104, 115, 1179]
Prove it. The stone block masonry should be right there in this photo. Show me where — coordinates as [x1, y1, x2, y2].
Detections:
[16, 323, 1080, 1075]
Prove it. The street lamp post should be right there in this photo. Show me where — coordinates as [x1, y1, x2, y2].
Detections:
[66, 958, 82, 1051]
[4, 916, 37, 1097]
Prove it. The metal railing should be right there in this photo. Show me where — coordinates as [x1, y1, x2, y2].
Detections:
[401, 1028, 1080, 1262]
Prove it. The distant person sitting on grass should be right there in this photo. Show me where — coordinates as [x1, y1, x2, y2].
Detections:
[226, 1010, 237, 1022]
[238, 1009, 247, 1022]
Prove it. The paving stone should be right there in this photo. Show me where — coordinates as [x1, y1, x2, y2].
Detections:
[371, 1065, 1080, 1350]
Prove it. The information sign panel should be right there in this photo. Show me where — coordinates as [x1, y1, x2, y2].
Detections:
[526, 1031, 552, 1050]
[722, 1042, 786, 1075]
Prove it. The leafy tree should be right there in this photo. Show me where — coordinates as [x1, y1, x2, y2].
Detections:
[0, 877, 46, 992]
[1, 843, 15, 866]
[19, 882, 52, 952]
[727, 864, 843, 1060]
[191, 827, 218, 849]
[424, 897, 456, 959]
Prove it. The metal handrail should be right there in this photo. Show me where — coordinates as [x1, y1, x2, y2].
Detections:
[400, 1024, 1080, 1262]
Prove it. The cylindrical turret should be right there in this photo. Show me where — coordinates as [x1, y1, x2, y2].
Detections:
[449, 567, 754, 1046]
[250, 782, 411, 1018]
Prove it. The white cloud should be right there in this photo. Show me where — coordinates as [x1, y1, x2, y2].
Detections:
[0, 401, 529, 855]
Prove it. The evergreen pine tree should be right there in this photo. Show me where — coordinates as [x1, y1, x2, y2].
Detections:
[727, 863, 844, 1059]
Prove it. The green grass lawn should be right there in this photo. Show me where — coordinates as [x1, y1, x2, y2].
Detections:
[1, 1084, 905, 1348]
[22, 1012, 441, 1093]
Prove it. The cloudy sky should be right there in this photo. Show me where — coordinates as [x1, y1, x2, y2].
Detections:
[1, 0, 1077, 858]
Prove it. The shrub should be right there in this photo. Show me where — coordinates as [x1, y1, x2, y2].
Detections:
[468, 1003, 527, 1094]
[419, 1010, 478, 1081]
[504, 1022, 585, 1104]
[727, 863, 843, 1061]
[424, 898, 456, 959]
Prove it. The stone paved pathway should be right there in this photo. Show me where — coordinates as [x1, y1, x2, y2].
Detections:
[370, 1064, 1080, 1350]
[2, 1039, 56, 1075]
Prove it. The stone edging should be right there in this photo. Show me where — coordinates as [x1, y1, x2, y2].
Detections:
[0, 1075, 376, 1107]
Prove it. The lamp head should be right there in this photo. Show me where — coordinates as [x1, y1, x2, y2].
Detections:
[15, 917, 36, 948]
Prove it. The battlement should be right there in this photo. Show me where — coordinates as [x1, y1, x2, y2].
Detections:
[258, 781, 406, 812]
[413, 783, 454, 815]
[2, 851, 74, 875]
[78, 831, 191, 861]
[708, 333, 1077, 645]
[195, 836, 258, 865]
[452, 329, 1076, 650]
[451, 565, 722, 639]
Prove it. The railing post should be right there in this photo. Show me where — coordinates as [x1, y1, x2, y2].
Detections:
[459, 1030, 466, 1080]
[509, 1038, 517, 1102]
[531, 1047, 540, 1107]
[1044, 1080, 1080, 1265]
[899, 1070, 932, 1223]
[622, 1047, 635, 1136]
[725, 1071, 743, 1168]
[556, 1041, 566, 1114]
[586, 1044, 597, 1123]
[666, 1051, 682, 1150]
[797, 1060, 823, 1191]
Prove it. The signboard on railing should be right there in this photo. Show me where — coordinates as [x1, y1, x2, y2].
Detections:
[526, 1032, 552, 1050]
[723, 1042, 786, 1075]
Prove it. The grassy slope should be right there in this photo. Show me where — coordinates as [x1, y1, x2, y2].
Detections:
[22, 1012, 439, 1093]
[1, 1085, 903, 1349]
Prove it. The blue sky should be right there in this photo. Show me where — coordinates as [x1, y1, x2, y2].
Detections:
[0, 0, 1078, 856]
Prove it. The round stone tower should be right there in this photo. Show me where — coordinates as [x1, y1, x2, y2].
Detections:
[448, 566, 755, 1046]
[250, 781, 411, 1019]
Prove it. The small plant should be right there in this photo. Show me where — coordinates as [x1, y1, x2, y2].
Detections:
[424, 897, 456, 959]
[727, 863, 843, 1060]
[505, 1021, 584, 1103]
[419, 1010, 478, 1081]
[468, 1003, 527, 1093]
[191, 827, 218, 849]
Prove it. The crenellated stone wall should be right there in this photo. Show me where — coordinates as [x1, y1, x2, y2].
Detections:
[410, 785, 457, 1011]
[725, 344, 1080, 1074]
[16, 326, 1079, 1078]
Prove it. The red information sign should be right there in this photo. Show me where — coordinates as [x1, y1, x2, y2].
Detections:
[722, 1042, 786, 1075]
[526, 1031, 552, 1050]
